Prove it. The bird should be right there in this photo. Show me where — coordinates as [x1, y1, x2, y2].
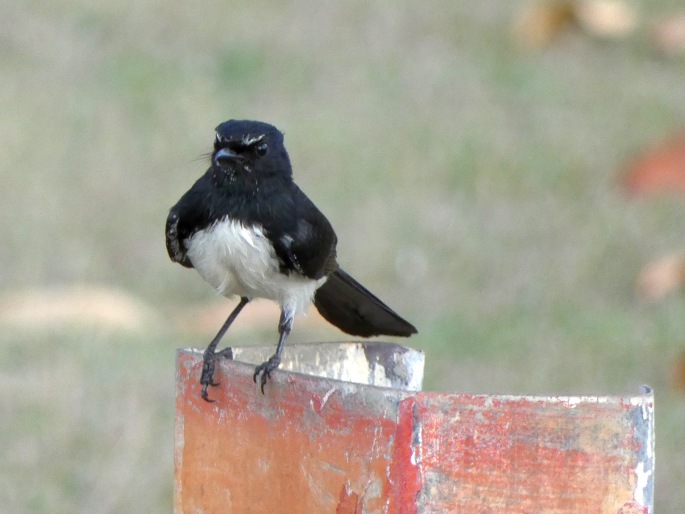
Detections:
[166, 119, 417, 401]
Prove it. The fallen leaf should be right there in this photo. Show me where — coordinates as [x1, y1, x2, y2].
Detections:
[575, 0, 639, 39]
[637, 252, 685, 301]
[668, 353, 685, 392]
[652, 13, 685, 56]
[622, 131, 685, 196]
[514, 1, 577, 49]
[0, 284, 158, 331]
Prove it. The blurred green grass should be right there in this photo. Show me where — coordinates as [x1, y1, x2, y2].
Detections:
[2, 0, 685, 511]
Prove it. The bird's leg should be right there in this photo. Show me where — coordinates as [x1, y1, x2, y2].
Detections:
[253, 308, 293, 394]
[200, 296, 249, 402]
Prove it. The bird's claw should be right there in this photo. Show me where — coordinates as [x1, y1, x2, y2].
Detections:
[199, 348, 233, 402]
[253, 355, 281, 394]
[200, 384, 216, 403]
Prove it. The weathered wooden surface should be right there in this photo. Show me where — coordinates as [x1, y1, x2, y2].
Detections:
[174, 343, 654, 514]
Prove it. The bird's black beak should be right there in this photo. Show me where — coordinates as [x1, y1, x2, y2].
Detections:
[213, 147, 243, 168]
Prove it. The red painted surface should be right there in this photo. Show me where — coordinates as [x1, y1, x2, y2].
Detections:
[412, 394, 648, 513]
[386, 396, 421, 514]
[175, 347, 653, 513]
[175, 350, 401, 513]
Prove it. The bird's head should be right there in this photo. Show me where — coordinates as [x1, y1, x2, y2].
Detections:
[211, 120, 292, 182]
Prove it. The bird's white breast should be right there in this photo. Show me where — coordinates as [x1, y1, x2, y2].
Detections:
[185, 218, 323, 315]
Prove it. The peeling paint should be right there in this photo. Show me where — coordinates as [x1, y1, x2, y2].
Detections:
[175, 345, 655, 513]
[630, 390, 655, 513]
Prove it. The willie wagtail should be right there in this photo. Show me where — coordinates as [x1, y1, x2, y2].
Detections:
[166, 120, 417, 401]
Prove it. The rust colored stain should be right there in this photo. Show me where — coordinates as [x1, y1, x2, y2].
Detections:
[386, 396, 421, 514]
[176, 352, 400, 513]
[175, 349, 653, 514]
[336, 483, 362, 514]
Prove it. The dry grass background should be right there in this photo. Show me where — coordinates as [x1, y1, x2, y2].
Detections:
[2, 1, 685, 511]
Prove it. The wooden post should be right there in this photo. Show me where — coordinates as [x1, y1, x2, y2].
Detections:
[174, 342, 654, 513]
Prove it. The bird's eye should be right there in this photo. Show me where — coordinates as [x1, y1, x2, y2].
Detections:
[255, 142, 269, 157]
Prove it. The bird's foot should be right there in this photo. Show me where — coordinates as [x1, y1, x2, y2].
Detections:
[200, 347, 233, 402]
[253, 355, 281, 394]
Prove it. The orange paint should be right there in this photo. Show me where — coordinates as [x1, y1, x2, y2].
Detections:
[175, 347, 653, 513]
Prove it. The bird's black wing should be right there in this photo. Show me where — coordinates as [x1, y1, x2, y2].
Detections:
[314, 268, 418, 337]
[264, 184, 417, 338]
[264, 184, 339, 281]
[165, 171, 215, 269]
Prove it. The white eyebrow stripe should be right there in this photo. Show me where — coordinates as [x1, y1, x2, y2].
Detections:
[242, 133, 265, 146]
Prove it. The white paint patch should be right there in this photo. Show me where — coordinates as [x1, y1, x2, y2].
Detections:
[634, 461, 652, 507]
[319, 387, 336, 410]
[185, 218, 324, 314]
[410, 422, 422, 466]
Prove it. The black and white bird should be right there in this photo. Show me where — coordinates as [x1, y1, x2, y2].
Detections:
[166, 120, 417, 401]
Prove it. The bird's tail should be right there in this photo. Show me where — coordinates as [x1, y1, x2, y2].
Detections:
[313, 269, 417, 337]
